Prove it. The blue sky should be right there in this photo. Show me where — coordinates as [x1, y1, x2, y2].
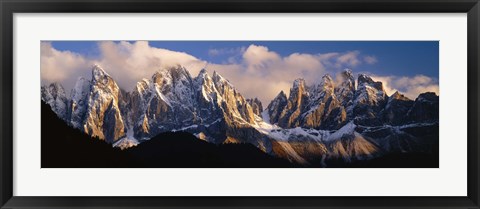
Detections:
[51, 41, 438, 78]
[43, 41, 439, 104]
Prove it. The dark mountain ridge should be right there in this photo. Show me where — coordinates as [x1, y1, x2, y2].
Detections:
[42, 102, 295, 168]
[42, 65, 439, 167]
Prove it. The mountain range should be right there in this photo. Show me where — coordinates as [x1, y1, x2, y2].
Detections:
[42, 65, 439, 167]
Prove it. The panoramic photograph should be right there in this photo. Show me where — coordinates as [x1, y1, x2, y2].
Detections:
[41, 41, 439, 168]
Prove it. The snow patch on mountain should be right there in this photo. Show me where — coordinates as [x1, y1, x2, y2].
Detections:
[325, 121, 356, 142]
[113, 127, 139, 150]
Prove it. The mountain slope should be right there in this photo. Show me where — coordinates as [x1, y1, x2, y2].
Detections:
[42, 102, 295, 168]
[42, 65, 439, 168]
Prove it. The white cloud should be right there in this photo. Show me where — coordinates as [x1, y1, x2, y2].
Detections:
[372, 74, 439, 100]
[208, 48, 221, 56]
[96, 41, 206, 91]
[41, 41, 208, 95]
[208, 47, 245, 57]
[41, 41, 437, 106]
[364, 55, 378, 64]
[336, 50, 361, 67]
[40, 42, 93, 92]
[242, 45, 281, 69]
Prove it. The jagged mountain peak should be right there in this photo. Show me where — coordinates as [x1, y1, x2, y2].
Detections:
[151, 65, 190, 83]
[169, 65, 192, 80]
[357, 73, 374, 84]
[357, 74, 385, 92]
[247, 97, 261, 103]
[42, 82, 69, 120]
[43, 65, 439, 167]
[336, 69, 355, 89]
[212, 70, 237, 94]
[92, 64, 111, 82]
[198, 68, 208, 75]
[417, 92, 439, 101]
[292, 78, 306, 89]
[320, 74, 334, 90]
[71, 77, 90, 98]
[195, 68, 212, 83]
[277, 90, 287, 98]
[48, 82, 66, 92]
[267, 90, 289, 124]
[390, 91, 411, 101]
[151, 71, 163, 83]
[322, 74, 334, 82]
[340, 69, 355, 80]
[212, 70, 229, 84]
[43, 82, 68, 102]
[246, 98, 264, 116]
[83, 64, 125, 143]
[134, 78, 150, 94]
[334, 69, 356, 108]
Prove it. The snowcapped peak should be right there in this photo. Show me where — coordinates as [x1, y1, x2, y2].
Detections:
[135, 79, 150, 94]
[170, 65, 191, 78]
[357, 74, 384, 92]
[322, 74, 333, 81]
[196, 68, 211, 81]
[335, 69, 355, 91]
[341, 69, 354, 79]
[92, 64, 110, 81]
[50, 82, 62, 89]
[48, 82, 67, 96]
[212, 70, 221, 80]
[151, 71, 164, 83]
[199, 68, 208, 75]
[357, 74, 375, 85]
[194, 69, 213, 89]
[325, 121, 356, 142]
[91, 65, 117, 88]
[292, 78, 306, 89]
[212, 71, 231, 87]
[321, 74, 334, 88]
[72, 77, 89, 94]
[42, 82, 69, 120]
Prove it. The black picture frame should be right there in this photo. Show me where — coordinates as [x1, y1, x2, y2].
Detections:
[1, 0, 479, 208]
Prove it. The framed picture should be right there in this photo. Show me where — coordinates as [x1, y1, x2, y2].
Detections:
[1, 0, 479, 208]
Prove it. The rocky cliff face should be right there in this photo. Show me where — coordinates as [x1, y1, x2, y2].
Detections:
[69, 77, 90, 129]
[260, 70, 438, 166]
[266, 70, 431, 129]
[43, 65, 266, 149]
[352, 74, 388, 126]
[246, 98, 263, 116]
[82, 65, 126, 143]
[41, 83, 69, 120]
[266, 91, 288, 124]
[381, 91, 414, 125]
[43, 65, 127, 143]
[113, 66, 261, 145]
[42, 65, 439, 167]
[407, 92, 439, 123]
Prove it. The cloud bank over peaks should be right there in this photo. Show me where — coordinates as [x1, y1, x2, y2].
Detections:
[41, 41, 438, 105]
[371, 74, 439, 100]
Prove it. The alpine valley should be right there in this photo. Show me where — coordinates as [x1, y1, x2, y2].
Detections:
[41, 65, 439, 168]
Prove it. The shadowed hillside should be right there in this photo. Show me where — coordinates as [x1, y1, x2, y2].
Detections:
[41, 102, 295, 168]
